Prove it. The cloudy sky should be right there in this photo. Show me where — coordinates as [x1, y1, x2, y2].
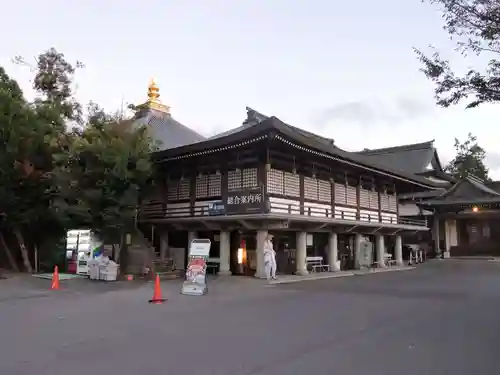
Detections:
[2, 0, 500, 177]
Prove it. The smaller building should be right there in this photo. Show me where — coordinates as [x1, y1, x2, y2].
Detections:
[417, 176, 500, 257]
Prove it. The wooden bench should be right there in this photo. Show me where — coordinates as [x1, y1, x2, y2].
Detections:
[384, 254, 398, 267]
[206, 257, 220, 275]
[306, 256, 331, 272]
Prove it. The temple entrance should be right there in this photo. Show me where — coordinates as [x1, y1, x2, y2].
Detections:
[453, 217, 500, 256]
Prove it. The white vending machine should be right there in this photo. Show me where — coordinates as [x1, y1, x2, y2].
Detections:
[66, 229, 103, 276]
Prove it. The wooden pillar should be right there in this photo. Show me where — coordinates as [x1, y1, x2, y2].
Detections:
[356, 176, 361, 220]
[330, 177, 335, 218]
[433, 214, 441, 258]
[377, 181, 382, 223]
[299, 174, 305, 215]
[189, 166, 196, 217]
[221, 163, 228, 206]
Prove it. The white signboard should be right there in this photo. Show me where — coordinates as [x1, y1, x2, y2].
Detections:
[189, 239, 211, 257]
[181, 239, 211, 296]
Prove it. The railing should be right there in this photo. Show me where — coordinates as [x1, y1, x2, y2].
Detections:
[138, 200, 428, 227]
[398, 217, 428, 227]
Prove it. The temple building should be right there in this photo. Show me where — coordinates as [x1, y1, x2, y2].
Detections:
[362, 139, 500, 258]
[134, 80, 451, 277]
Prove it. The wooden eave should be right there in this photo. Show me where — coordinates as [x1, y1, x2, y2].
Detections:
[152, 117, 441, 189]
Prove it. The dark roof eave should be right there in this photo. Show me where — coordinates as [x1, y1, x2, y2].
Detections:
[153, 117, 440, 189]
[417, 198, 500, 206]
[358, 140, 435, 155]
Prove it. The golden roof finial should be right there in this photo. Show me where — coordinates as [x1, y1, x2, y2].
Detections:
[147, 78, 160, 102]
[140, 78, 170, 114]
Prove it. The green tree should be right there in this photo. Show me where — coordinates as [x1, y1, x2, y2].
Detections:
[2, 47, 157, 273]
[415, 0, 500, 108]
[0, 48, 85, 272]
[445, 133, 490, 180]
[0, 65, 61, 272]
[53, 102, 157, 273]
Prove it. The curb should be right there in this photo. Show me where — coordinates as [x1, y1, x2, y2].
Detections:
[353, 267, 415, 276]
[269, 272, 356, 285]
[269, 266, 416, 285]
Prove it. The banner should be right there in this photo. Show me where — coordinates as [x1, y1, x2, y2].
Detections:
[225, 187, 266, 215]
[181, 239, 211, 296]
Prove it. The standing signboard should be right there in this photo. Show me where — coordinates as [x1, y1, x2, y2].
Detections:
[357, 241, 373, 268]
[225, 187, 266, 215]
[181, 239, 211, 296]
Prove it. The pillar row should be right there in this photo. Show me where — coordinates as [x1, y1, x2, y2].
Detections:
[395, 235, 403, 266]
[218, 231, 231, 276]
[376, 234, 387, 268]
[328, 232, 340, 271]
[296, 231, 308, 275]
[254, 230, 268, 279]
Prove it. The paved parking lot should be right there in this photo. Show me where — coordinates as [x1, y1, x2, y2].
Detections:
[1, 260, 500, 375]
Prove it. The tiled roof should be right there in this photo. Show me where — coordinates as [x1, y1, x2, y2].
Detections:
[209, 107, 338, 149]
[418, 176, 500, 206]
[133, 108, 206, 151]
[156, 114, 442, 189]
[357, 141, 440, 174]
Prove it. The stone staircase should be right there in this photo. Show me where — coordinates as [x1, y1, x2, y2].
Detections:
[125, 231, 182, 279]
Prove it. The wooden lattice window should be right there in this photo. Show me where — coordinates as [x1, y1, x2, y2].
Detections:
[380, 193, 390, 211]
[267, 169, 284, 195]
[242, 168, 258, 188]
[334, 183, 347, 205]
[346, 185, 357, 206]
[359, 188, 370, 208]
[196, 174, 208, 198]
[228, 169, 242, 191]
[283, 172, 300, 197]
[208, 173, 222, 197]
[167, 179, 190, 201]
[167, 181, 178, 201]
[388, 194, 397, 212]
[369, 190, 379, 210]
[228, 168, 258, 191]
[304, 177, 318, 201]
[178, 179, 190, 200]
[318, 179, 331, 203]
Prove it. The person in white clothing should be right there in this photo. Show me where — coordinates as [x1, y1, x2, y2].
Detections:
[263, 234, 277, 280]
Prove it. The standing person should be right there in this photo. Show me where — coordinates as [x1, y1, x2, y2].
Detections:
[263, 234, 277, 281]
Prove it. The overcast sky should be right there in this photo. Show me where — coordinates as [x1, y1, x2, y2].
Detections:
[2, 0, 499, 177]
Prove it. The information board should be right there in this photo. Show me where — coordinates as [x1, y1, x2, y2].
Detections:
[181, 239, 211, 296]
[357, 241, 373, 268]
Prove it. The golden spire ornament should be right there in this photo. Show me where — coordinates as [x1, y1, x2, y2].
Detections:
[140, 78, 170, 114]
[147, 78, 160, 102]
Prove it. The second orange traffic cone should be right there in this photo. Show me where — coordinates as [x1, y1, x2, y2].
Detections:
[148, 274, 167, 304]
[51, 265, 60, 290]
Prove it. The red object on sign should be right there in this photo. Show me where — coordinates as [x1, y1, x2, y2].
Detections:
[186, 257, 207, 281]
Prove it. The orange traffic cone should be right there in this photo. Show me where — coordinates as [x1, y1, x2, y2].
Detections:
[51, 265, 60, 290]
[148, 274, 167, 304]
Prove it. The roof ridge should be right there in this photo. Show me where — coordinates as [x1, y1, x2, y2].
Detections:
[358, 140, 435, 155]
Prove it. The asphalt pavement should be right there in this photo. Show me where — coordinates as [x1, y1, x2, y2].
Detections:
[1, 260, 500, 375]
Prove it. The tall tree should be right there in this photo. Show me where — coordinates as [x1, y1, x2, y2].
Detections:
[445, 133, 490, 180]
[415, 0, 500, 108]
[53, 103, 156, 273]
[0, 66, 50, 271]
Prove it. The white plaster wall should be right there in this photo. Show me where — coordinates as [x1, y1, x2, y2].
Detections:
[445, 219, 458, 251]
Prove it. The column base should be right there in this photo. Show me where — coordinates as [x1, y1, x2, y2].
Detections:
[443, 251, 450, 259]
[295, 269, 309, 276]
[395, 261, 404, 267]
[377, 262, 387, 268]
[254, 272, 267, 279]
[217, 270, 232, 276]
